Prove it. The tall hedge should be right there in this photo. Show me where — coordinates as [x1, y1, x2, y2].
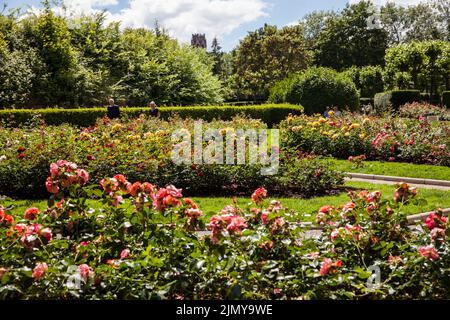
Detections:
[268, 67, 360, 115]
[374, 90, 421, 112]
[0, 104, 303, 128]
[443, 91, 450, 108]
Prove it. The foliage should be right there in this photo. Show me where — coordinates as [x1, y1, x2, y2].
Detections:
[384, 40, 450, 95]
[0, 8, 223, 108]
[230, 24, 311, 101]
[280, 113, 450, 166]
[0, 104, 303, 128]
[443, 91, 450, 108]
[0, 115, 341, 199]
[399, 102, 450, 121]
[0, 165, 449, 299]
[374, 90, 421, 113]
[342, 66, 385, 98]
[313, 1, 388, 70]
[268, 67, 360, 115]
[380, 0, 450, 45]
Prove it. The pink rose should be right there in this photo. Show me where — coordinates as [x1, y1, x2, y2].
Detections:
[418, 245, 440, 261]
[120, 249, 131, 260]
[78, 264, 94, 281]
[32, 262, 48, 281]
[45, 177, 59, 194]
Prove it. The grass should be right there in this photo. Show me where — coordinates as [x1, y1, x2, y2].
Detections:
[2, 181, 449, 223]
[323, 158, 450, 181]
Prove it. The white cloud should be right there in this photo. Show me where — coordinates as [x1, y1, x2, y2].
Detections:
[29, 0, 268, 46]
[108, 0, 268, 44]
[349, 0, 428, 6]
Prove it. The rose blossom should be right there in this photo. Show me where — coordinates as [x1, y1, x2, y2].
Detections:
[418, 245, 440, 261]
[186, 208, 203, 219]
[32, 262, 48, 281]
[46, 177, 59, 194]
[319, 258, 343, 276]
[78, 264, 94, 281]
[24, 207, 40, 221]
[120, 249, 131, 260]
[425, 211, 447, 231]
[430, 228, 446, 241]
[251, 187, 268, 205]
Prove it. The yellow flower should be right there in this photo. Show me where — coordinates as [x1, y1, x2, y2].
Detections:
[344, 132, 350, 137]
[328, 111, 335, 117]
[359, 133, 366, 139]
[363, 118, 370, 125]
[332, 134, 340, 140]
[112, 124, 123, 131]
[349, 123, 361, 130]
[319, 118, 327, 123]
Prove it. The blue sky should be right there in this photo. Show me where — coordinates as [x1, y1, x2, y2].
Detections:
[3, 0, 422, 51]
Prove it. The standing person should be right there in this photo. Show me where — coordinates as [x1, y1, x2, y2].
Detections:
[107, 98, 120, 119]
[149, 101, 159, 118]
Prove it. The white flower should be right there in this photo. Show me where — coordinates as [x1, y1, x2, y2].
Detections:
[0, 155, 6, 162]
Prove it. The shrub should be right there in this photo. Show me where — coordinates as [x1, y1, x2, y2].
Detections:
[399, 102, 450, 121]
[374, 90, 421, 112]
[443, 91, 450, 108]
[343, 66, 384, 98]
[0, 116, 341, 199]
[1, 166, 449, 299]
[280, 113, 450, 166]
[0, 104, 303, 128]
[268, 67, 360, 115]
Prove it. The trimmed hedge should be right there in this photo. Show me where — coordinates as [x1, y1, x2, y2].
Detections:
[268, 67, 360, 115]
[0, 104, 303, 128]
[443, 91, 450, 108]
[374, 90, 421, 112]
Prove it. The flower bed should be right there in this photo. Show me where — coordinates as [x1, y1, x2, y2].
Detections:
[0, 116, 343, 198]
[0, 162, 449, 299]
[280, 113, 450, 166]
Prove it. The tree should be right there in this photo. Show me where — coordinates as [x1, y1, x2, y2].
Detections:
[432, 0, 450, 41]
[379, 2, 408, 45]
[380, 1, 448, 44]
[210, 37, 224, 78]
[0, 1, 224, 107]
[299, 10, 337, 49]
[384, 41, 450, 95]
[231, 24, 311, 101]
[314, 1, 389, 70]
[403, 2, 444, 42]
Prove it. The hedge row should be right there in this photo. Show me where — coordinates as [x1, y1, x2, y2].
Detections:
[443, 91, 450, 108]
[374, 90, 421, 112]
[0, 104, 303, 127]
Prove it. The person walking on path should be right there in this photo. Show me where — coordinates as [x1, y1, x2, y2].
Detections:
[107, 98, 120, 119]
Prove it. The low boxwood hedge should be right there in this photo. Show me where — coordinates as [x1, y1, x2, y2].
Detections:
[0, 104, 303, 127]
[374, 90, 421, 112]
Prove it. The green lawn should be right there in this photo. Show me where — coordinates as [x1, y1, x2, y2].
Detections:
[324, 158, 450, 181]
[2, 181, 448, 223]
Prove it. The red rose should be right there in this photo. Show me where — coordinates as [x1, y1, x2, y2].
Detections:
[24, 207, 40, 221]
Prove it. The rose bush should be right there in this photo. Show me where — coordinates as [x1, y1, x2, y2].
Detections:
[0, 162, 449, 299]
[280, 113, 450, 166]
[0, 115, 343, 198]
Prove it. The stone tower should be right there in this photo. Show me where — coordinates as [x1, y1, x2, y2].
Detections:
[191, 34, 207, 49]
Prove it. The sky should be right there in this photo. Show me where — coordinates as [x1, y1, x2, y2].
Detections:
[2, 0, 426, 51]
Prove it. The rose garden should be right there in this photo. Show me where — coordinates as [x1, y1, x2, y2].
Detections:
[0, 0, 450, 300]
